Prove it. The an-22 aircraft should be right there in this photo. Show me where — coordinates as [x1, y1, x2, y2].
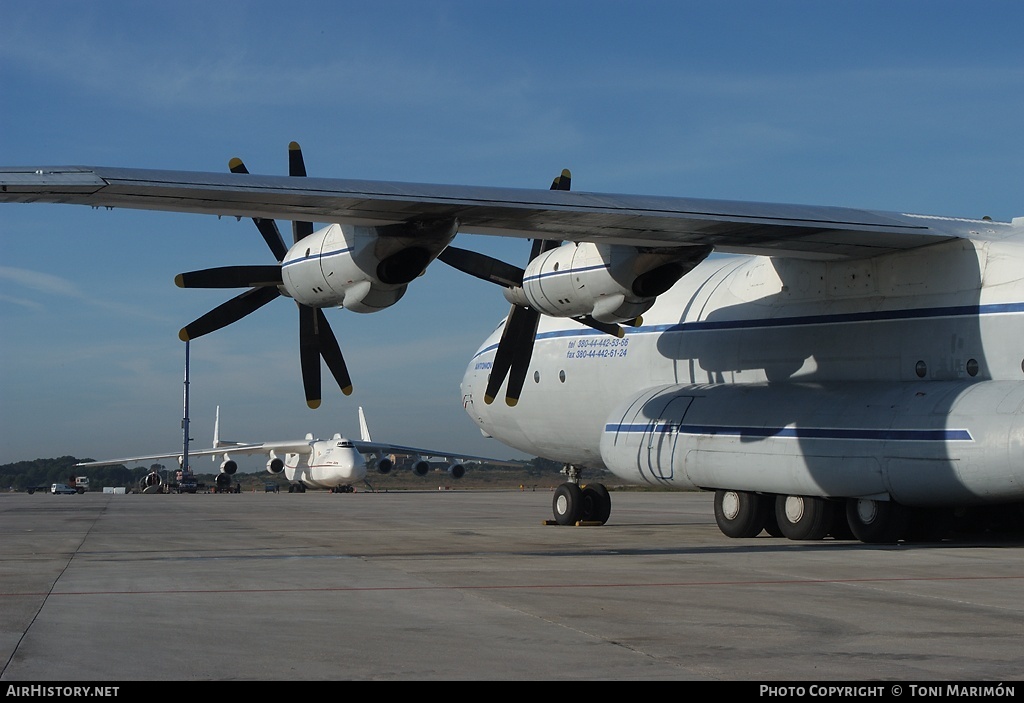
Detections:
[5, 143, 1024, 542]
[77, 406, 495, 493]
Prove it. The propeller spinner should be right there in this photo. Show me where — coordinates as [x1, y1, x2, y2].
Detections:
[176, 142, 352, 408]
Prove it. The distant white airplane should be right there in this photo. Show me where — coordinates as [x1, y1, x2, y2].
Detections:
[76, 406, 501, 493]
[8, 143, 1024, 541]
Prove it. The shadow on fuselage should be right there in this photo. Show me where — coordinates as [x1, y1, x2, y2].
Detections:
[644, 240, 1005, 504]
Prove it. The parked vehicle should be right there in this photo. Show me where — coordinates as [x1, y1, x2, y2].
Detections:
[51, 483, 79, 495]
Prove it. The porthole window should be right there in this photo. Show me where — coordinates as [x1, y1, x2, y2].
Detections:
[533, 370, 540, 384]
[915, 360, 927, 378]
[559, 370, 566, 383]
[966, 359, 979, 377]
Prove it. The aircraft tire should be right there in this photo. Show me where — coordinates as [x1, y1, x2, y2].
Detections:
[581, 484, 612, 524]
[775, 495, 835, 541]
[714, 489, 769, 538]
[553, 483, 584, 525]
[845, 498, 911, 544]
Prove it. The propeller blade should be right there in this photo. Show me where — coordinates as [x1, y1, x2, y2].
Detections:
[229, 157, 289, 261]
[484, 304, 539, 405]
[482, 169, 574, 405]
[178, 286, 280, 341]
[288, 141, 314, 244]
[298, 304, 322, 409]
[200, 145, 351, 408]
[288, 141, 307, 177]
[253, 218, 288, 262]
[551, 168, 571, 191]
[526, 168, 569, 259]
[175, 265, 283, 289]
[501, 307, 541, 407]
[437, 246, 524, 288]
[297, 305, 354, 408]
[313, 309, 353, 397]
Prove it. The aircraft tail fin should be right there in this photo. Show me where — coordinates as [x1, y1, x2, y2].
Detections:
[359, 406, 372, 442]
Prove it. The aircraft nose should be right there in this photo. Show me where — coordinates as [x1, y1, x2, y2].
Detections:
[348, 450, 367, 481]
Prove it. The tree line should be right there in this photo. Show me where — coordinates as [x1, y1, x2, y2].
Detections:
[0, 456, 164, 492]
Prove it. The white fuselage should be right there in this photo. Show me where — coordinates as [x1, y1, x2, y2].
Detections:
[461, 235, 1024, 507]
[282, 437, 366, 489]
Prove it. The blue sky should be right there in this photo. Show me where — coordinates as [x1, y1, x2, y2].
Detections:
[1, 1, 1022, 468]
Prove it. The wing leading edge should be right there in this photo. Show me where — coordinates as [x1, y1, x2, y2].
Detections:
[74, 440, 314, 468]
[2, 165, 1008, 259]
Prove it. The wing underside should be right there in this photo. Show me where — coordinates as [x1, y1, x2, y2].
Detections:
[76, 441, 312, 468]
[350, 439, 504, 464]
[2, 165, 1004, 259]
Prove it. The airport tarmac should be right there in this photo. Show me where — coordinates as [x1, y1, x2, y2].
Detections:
[1, 488, 1022, 682]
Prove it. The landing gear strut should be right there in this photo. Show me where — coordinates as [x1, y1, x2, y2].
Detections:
[552, 464, 611, 525]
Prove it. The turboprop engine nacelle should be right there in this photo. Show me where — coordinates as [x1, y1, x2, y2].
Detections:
[281, 220, 458, 313]
[504, 242, 711, 324]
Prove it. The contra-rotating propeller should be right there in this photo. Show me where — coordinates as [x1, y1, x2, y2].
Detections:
[175, 142, 352, 409]
[438, 170, 632, 407]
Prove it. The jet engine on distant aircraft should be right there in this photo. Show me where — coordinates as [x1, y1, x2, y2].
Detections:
[410, 457, 430, 477]
[376, 456, 394, 474]
[139, 471, 162, 492]
[447, 462, 466, 479]
[503, 242, 712, 324]
[266, 455, 285, 474]
[220, 459, 237, 475]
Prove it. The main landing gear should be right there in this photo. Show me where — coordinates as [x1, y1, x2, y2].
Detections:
[551, 464, 612, 526]
[712, 489, 928, 543]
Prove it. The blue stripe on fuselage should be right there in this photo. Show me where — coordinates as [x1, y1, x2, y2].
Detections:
[603, 424, 973, 442]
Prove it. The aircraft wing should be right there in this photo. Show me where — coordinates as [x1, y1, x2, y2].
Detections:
[76, 440, 314, 468]
[1, 165, 1007, 259]
[349, 440, 510, 465]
